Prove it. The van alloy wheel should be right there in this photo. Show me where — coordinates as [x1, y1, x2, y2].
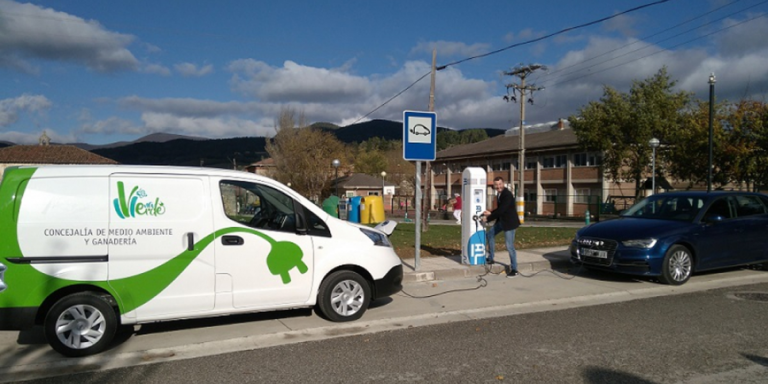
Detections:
[45, 292, 117, 357]
[330, 280, 365, 317]
[317, 270, 371, 322]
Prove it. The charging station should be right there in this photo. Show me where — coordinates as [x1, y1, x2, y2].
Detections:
[461, 167, 487, 265]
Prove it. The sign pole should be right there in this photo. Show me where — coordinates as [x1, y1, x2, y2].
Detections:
[415, 161, 422, 270]
[403, 110, 435, 272]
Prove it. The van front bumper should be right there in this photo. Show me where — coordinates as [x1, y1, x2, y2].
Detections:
[0, 307, 37, 330]
[372, 264, 403, 300]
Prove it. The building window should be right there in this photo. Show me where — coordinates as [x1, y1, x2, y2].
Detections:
[368, 191, 380, 196]
[574, 152, 602, 167]
[543, 189, 558, 202]
[542, 155, 567, 168]
[574, 188, 590, 204]
[523, 189, 536, 202]
[525, 158, 537, 170]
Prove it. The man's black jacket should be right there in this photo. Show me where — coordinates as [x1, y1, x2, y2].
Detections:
[487, 188, 521, 231]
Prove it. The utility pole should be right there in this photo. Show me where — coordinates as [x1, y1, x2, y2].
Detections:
[422, 48, 436, 232]
[503, 64, 546, 224]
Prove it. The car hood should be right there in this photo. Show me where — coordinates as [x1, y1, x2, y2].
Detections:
[577, 217, 693, 241]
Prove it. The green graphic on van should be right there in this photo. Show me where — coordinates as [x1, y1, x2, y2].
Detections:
[113, 181, 166, 219]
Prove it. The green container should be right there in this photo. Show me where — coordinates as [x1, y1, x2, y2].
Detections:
[322, 195, 340, 218]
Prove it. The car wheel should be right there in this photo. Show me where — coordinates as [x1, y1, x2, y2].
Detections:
[317, 271, 371, 322]
[44, 292, 118, 357]
[659, 245, 693, 285]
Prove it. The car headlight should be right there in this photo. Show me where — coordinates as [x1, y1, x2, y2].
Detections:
[360, 228, 392, 247]
[621, 238, 657, 249]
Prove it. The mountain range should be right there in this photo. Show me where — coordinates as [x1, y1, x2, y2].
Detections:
[0, 120, 506, 168]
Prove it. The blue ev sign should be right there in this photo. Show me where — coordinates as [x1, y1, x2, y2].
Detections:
[402, 111, 437, 161]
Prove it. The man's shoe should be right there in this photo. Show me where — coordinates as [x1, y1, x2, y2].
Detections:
[486, 258, 495, 265]
[506, 269, 519, 278]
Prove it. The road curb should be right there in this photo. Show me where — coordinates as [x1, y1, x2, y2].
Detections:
[403, 259, 572, 283]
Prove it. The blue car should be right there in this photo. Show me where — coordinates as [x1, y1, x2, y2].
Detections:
[571, 191, 768, 285]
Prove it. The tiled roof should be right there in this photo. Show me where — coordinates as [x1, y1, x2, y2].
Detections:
[0, 145, 118, 164]
[436, 127, 579, 160]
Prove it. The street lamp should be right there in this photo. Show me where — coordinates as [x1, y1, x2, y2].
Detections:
[287, 182, 291, 188]
[708, 73, 716, 193]
[649, 137, 660, 195]
[332, 159, 340, 197]
[381, 171, 387, 197]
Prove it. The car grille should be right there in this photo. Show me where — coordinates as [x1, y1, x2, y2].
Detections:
[576, 237, 618, 266]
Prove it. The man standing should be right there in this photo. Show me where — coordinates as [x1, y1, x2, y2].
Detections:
[482, 177, 521, 278]
[452, 193, 462, 224]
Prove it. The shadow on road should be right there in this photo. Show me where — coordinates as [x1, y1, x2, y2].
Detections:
[582, 366, 658, 384]
[134, 308, 314, 336]
[742, 352, 768, 367]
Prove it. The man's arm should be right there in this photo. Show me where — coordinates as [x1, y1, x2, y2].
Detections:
[483, 190, 513, 221]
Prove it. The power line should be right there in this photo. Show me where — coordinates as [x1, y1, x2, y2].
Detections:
[546, 13, 766, 88]
[541, 0, 748, 80]
[437, 0, 672, 70]
[539, 0, 768, 88]
[354, 0, 673, 123]
[351, 71, 431, 124]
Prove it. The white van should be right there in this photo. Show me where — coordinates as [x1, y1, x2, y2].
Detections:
[0, 165, 403, 357]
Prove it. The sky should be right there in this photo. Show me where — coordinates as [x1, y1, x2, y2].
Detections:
[2, 0, 768, 145]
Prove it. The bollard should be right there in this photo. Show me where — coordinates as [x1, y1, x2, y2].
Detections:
[585, 209, 591, 225]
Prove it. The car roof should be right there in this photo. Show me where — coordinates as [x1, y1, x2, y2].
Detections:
[654, 191, 767, 198]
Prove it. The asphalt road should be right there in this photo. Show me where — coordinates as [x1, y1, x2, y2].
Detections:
[17, 282, 768, 384]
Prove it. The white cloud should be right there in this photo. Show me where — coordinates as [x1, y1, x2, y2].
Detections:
[0, 0, 138, 72]
[79, 116, 146, 135]
[714, 14, 768, 58]
[141, 63, 171, 76]
[118, 96, 269, 117]
[0, 94, 51, 126]
[602, 13, 639, 37]
[227, 59, 371, 103]
[410, 40, 491, 58]
[141, 113, 273, 138]
[174, 62, 214, 77]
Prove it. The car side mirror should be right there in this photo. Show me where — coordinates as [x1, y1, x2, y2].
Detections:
[704, 214, 724, 223]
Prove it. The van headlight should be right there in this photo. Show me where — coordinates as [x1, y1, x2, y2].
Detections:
[621, 238, 657, 249]
[359, 228, 392, 247]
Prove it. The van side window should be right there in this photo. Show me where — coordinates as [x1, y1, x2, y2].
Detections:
[305, 207, 331, 237]
[220, 181, 296, 233]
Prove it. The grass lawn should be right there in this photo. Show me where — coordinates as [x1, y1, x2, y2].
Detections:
[389, 223, 578, 258]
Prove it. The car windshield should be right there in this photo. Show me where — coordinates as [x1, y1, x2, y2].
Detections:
[621, 195, 705, 222]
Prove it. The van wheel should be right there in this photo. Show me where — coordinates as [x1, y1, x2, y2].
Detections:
[659, 245, 693, 285]
[317, 271, 371, 322]
[44, 292, 117, 357]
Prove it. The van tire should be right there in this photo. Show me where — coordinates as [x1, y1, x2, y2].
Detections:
[317, 271, 371, 322]
[44, 292, 118, 357]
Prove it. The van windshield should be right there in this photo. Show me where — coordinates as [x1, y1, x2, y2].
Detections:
[621, 195, 704, 222]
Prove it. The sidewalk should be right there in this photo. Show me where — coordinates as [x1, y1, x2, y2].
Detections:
[401, 246, 573, 283]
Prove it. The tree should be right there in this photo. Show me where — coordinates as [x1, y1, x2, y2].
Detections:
[569, 67, 691, 197]
[266, 107, 348, 202]
[436, 129, 489, 151]
[667, 100, 728, 188]
[354, 149, 388, 175]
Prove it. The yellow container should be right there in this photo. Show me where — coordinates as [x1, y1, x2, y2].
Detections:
[360, 196, 385, 224]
